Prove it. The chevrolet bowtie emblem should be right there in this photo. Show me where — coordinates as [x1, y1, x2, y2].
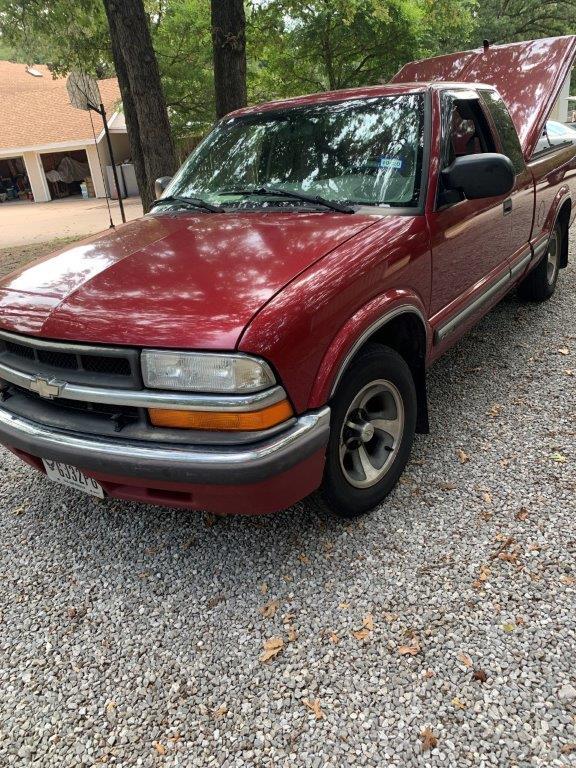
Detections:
[29, 377, 64, 399]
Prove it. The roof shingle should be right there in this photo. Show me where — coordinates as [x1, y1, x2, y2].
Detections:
[0, 61, 122, 152]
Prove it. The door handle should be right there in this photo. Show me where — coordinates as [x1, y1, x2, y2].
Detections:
[503, 198, 513, 215]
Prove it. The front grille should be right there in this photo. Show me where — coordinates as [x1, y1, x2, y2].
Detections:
[81, 354, 132, 377]
[0, 330, 141, 390]
[37, 349, 77, 370]
[6, 341, 34, 360]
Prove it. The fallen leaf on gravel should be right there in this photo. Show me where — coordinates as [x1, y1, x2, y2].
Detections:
[498, 550, 520, 564]
[472, 668, 488, 682]
[12, 505, 26, 516]
[260, 599, 280, 619]
[502, 622, 515, 633]
[282, 574, 293, 583]
[457, 449, 470, 464]
[421, 728, 438, 751]
[558, 347, 570, 355]
[363, 613, 374, 631]
[298, 554, 311, 565]
[451, 697, 467, 709]
[213, 706, 228, 718]
[383, 612, 398, 623]
[560, 575, 576, 585]
[482, 491, 493, 504]
[206, 595, 225, 609]
[488, 404, 502, 417]
[303, 698, 325, 720]
[457, 652, 473, 668]
[260, 636, 284, 662]
[516, 615, 526, 625]
[338, 602, 350, 610]
[203, 513, 217, 527]
[398, 638, 421, 656]
[67, 607, 77, 619]
[152, 741, 166, 756]
[550, 452, 567, 463]
[560, 743, 576, 754]
[287, 627, 298, 642]
[473, 564, 491, 589]
[259, 582, 268, 595]
[352, 616, 373, 642]
[565, 369, 574, 376]
[515, 507, 529, 521]
[329, 632, 340, 644]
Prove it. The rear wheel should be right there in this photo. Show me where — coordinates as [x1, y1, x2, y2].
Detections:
[321, 344, 417, 518]
[517, 222, 562, 302]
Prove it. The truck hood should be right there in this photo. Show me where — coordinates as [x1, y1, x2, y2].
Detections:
[0, 211, 378, 349]
[392, 35, 576, 159]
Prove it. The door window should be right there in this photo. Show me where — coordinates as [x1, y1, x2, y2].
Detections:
[480, 90, 525, 174]
[439, 94, 496, 206]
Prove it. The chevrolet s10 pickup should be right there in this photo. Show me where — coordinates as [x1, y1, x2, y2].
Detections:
[0, 37, 575, 517]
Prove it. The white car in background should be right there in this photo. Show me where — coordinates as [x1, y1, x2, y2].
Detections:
[535, 119, 576, 154]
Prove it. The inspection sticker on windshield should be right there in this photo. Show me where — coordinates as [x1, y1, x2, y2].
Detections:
[379, 157, 403, 170]
[42, 459, 104, 498]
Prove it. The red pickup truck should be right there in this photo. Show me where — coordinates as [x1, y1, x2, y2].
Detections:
[0, 37, 575, 517]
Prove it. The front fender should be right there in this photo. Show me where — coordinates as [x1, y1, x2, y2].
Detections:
[307, 291, 431, 409]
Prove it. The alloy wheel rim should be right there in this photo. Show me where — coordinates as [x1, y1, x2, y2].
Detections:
[338, 379, 405, 489]
[547, 231, 559, 284]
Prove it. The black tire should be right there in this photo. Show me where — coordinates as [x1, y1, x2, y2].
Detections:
[517, 222, 562, 302]
[321, 343, 417, 518]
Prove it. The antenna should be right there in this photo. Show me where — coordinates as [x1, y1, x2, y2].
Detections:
[67, 71, 126, 224]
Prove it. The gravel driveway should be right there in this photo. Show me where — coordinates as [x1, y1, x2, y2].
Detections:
[1, 241, 575, 768]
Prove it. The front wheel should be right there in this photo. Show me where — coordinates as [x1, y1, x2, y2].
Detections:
[517, 222, 562, 302]
[321, 343, 417, 518]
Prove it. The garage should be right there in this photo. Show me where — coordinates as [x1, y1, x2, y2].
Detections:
[0, 156, 33, 203]
[40, 149, 92, 200]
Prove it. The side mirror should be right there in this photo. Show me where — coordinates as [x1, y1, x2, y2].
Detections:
[441, 153, 514, 200]
[154, 176, 173, 199]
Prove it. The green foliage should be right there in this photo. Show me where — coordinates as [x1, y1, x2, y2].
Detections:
[153, 0, 214, 138]
[472, 0, 576, 44]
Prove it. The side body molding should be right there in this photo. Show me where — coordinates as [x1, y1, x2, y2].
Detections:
[307, 292, 430, 409]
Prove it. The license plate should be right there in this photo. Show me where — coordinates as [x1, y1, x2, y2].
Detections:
[42, 459, 104, 498]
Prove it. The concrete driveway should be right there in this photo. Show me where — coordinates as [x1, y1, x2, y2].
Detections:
[0, 196, 143, 248]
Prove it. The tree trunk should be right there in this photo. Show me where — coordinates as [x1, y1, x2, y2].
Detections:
[103, 0, 177, 212]
[211, 0, 247, 119]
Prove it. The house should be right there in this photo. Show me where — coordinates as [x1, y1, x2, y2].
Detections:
[0, 61, 132, 203]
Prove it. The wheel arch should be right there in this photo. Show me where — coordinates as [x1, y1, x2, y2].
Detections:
[309, 301, 431, 434]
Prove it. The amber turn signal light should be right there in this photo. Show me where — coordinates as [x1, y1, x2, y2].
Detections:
[148, 399, 294, 431]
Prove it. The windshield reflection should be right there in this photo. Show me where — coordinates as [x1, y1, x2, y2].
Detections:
[162, 95, 425, 209]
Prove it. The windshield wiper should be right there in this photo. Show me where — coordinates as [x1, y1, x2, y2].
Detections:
[151, 196, 225, 213]
[218, 187, 354, 214]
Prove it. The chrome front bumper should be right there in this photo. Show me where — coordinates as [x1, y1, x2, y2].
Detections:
[0, 405, 331, 484]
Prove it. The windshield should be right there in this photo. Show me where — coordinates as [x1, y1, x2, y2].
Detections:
[163, 94, 425, 209]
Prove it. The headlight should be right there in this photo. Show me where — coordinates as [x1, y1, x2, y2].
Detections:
[141, 350, 276, 393]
